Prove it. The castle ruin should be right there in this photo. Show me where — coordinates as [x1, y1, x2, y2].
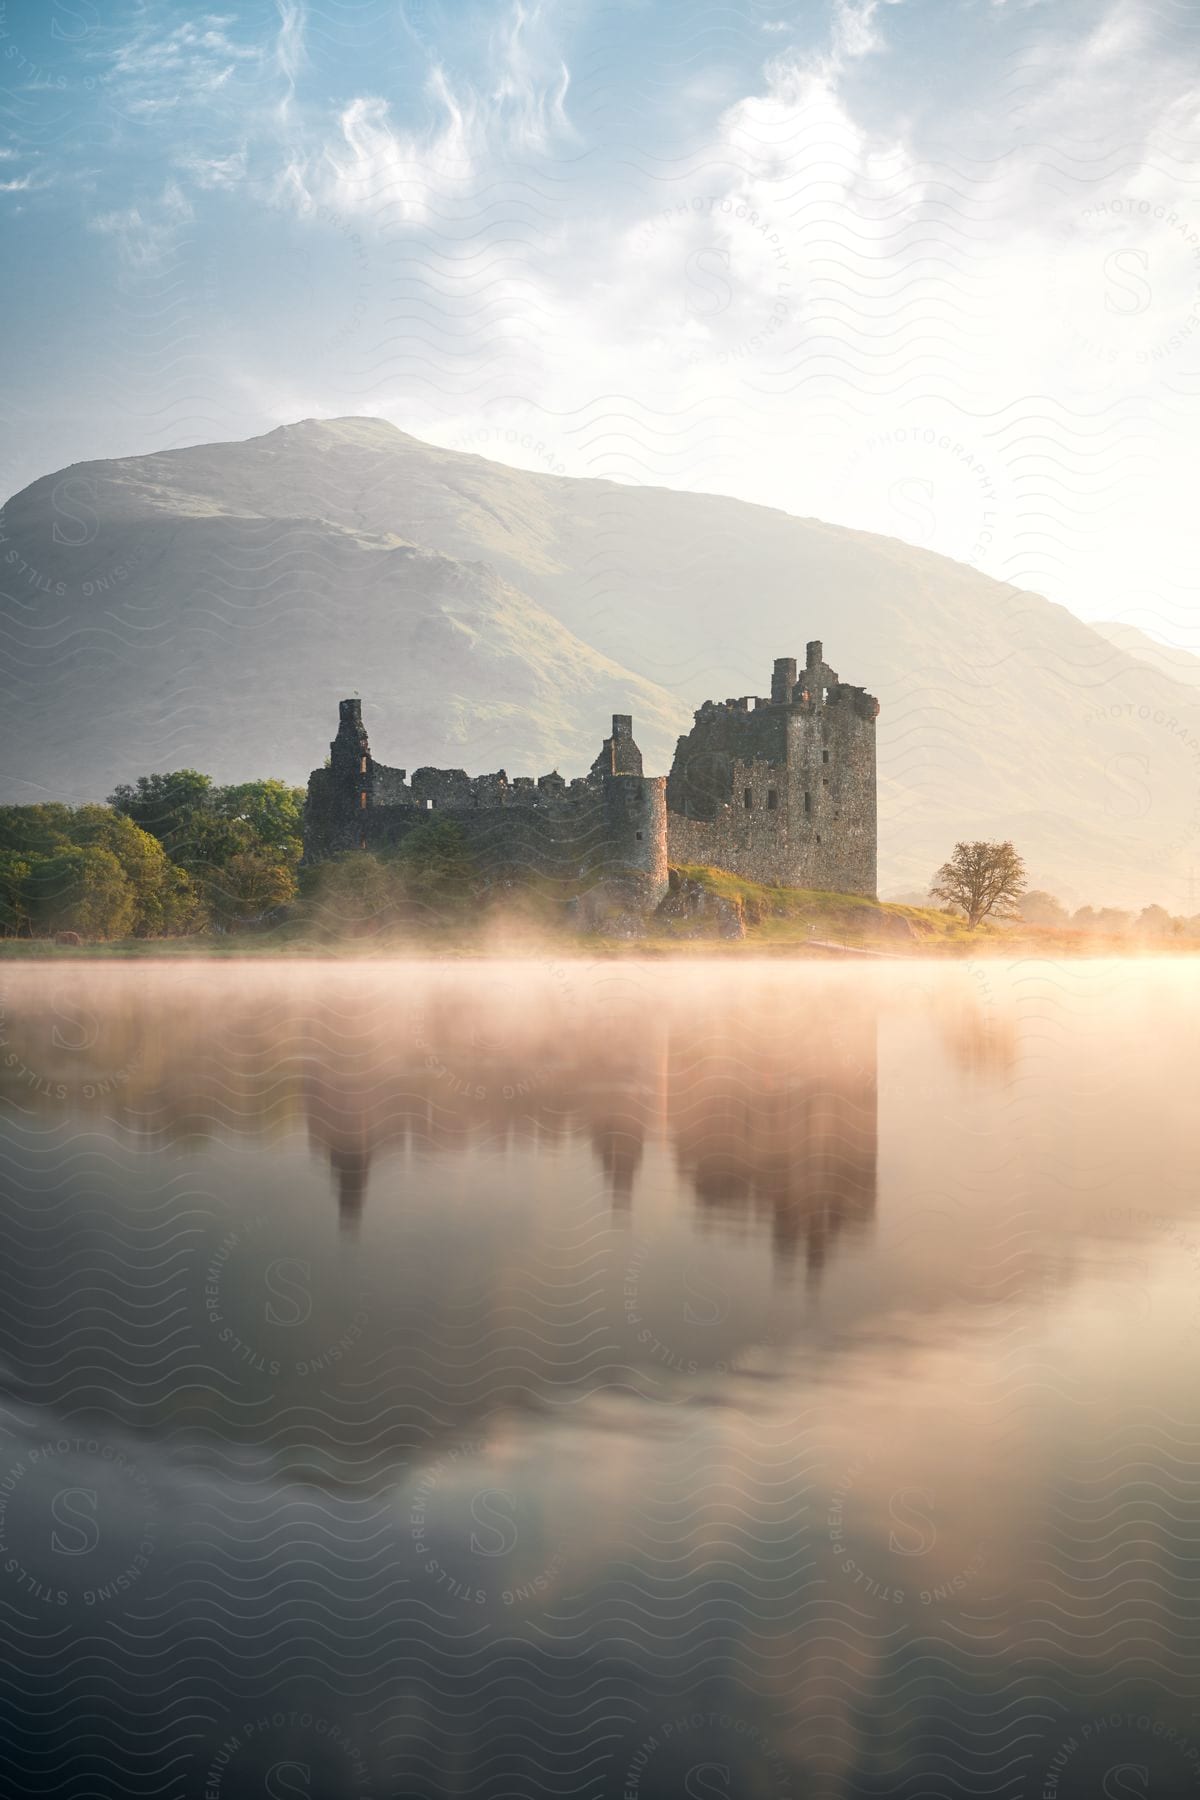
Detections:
[303, 642, 878, 901]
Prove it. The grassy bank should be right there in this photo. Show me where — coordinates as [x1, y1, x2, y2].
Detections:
[0, 864, 1191, 958]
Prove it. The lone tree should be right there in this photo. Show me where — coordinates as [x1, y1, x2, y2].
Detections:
[931, 840, 1027, 929]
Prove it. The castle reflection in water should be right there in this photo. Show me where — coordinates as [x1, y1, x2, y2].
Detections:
[0, 962, 879, 1284]
[305, 974, 878, 1281]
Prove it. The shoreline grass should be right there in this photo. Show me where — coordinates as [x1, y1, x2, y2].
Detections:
[2, 863, 1193, 965]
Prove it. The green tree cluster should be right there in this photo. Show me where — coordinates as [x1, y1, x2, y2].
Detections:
[108, 771, 305, 931]
[0, 804, 199, 940]
[0, 772, 306, 941]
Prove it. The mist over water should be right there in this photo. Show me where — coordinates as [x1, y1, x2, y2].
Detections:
[0, 960, 1198, 1798]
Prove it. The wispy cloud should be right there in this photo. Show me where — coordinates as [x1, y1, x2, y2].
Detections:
[273, 0, 306, 119]
[108, 13, 260, 114]
[275, 0, 572, 222]
[88, 181, 194, 267]
[173, 150, 248, 190]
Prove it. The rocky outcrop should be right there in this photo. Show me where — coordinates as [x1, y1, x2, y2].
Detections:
[655, 871, 747, 939]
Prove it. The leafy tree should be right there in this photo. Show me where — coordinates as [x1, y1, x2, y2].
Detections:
[27, 846, 135, 941]
[205, 850, 297, 929]
[931, 840, 1027, 929]
[0, 774, 309, 941]
[1019, 889, 1068, 927]
[1137, 904, 1175, 938]
[108, 771, 213, 849]
[1072, 905, 1134, 935]
[108, 772, 304, 934]
[0, 802, 202, 939]
[0, 851, 32, 935]
[211, 780, 305, 854]
[68, 805, 200, 935]
[173, 808, 258, 873]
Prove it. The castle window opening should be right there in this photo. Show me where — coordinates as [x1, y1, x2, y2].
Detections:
[766, 789, 778, 811]
[822, 749, 829, 764]
[424, 798, 434, 811]
[743, 787, 753, 810]
[803, 791, 811, 815]
[636, 831, 643, 840]
[360, 755, 368, 773]
[359, 791, 366, 809]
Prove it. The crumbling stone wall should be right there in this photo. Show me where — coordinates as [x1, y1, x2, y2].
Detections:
[303, 642, 877, 907]
[303, 702, 668, 905]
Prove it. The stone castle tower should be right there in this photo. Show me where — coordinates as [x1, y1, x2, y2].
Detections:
[666, 642, 879, 896]
[303, 643, 878, 900]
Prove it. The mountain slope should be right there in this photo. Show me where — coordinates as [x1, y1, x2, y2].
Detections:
[1089, 620, 1200, 690]
[0, 452, 687, 798]
[2, 416, 1196, 905]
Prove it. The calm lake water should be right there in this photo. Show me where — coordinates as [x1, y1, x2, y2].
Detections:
[1, 958, 1198, 1799]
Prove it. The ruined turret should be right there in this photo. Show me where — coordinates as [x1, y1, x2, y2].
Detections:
[665, 648, 878, 897]
[330, 698, 372, 809]
[590, 713, 644, 779]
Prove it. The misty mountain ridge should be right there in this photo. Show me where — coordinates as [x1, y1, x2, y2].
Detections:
[2, 415, 1197, 907]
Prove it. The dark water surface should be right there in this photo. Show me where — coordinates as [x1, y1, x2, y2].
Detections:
[1, 959, 1198, 1799]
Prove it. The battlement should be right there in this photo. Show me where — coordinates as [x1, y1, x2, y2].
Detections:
[695, 646, 878, 724]
[304, 707, 669, 903]
[303, 649, 878, 903]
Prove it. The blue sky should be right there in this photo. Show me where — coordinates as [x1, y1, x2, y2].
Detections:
[2, 0, 1199, 640]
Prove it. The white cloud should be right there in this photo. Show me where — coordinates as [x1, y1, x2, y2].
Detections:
[109, 14, 259, 95]
[89, 181, 195, 266]
[387, 0, 1200, 635]
[174, 150, 248, 190]
[29, 0, 1200, 643]
[831, 0, 888, 61]
[275, 0, 572, 223]
[273, 0, 306, 120]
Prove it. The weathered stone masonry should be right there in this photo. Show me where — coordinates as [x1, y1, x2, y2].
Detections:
[304, 700, 671, 904]
[303, 643, 878, 900]
[667, 642, 879, 896]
